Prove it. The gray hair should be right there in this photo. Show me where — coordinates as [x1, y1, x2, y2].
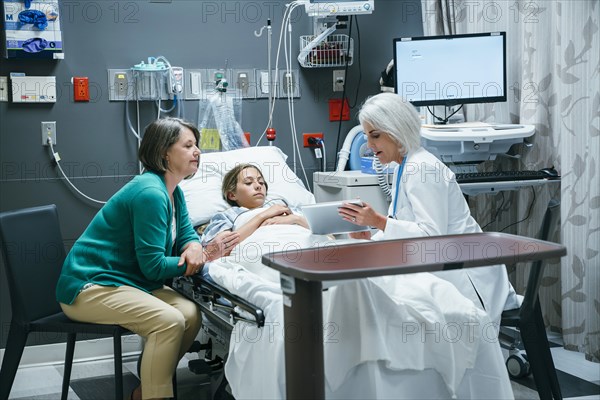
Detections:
[357, 93, 422, 155]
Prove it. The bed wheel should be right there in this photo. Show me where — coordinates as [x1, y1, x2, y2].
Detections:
[506, 352, 530, 378]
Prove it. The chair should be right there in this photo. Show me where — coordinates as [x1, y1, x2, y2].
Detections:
[0, 204, 130, 400]
[501, 199, 562, 400]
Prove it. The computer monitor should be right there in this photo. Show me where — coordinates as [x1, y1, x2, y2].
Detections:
[306, 0, 375, 17]
[393, 32, 506, 107]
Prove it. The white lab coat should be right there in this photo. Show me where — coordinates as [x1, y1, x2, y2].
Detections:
[373, 147, 519, 324]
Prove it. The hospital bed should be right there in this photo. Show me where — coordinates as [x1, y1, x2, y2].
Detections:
[173, 146, 516, 399]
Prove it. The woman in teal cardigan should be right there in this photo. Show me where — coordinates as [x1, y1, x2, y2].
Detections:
[57, 118, 239, 400]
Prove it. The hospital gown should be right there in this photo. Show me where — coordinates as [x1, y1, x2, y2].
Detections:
[373, 147, 520, 324]
[201, 201, 302, 244]
[200, 201, 302, 280]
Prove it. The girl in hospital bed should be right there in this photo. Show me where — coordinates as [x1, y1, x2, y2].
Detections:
[338, 93, 520, 324]
[201, 163, 309, 251]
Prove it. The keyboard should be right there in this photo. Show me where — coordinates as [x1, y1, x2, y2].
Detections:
[455, 170, 557, 184]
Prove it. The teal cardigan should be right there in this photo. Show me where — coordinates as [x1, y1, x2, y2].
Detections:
[56, 172, 200, 304]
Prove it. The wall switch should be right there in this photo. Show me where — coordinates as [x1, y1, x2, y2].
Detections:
[0, 77, 8, 102]
[333, 70, 345, 92]
[41, 121, 57, 146]
[73, 76, 90, 101]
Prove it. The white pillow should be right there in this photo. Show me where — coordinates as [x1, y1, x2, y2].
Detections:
[180, 146, 315, 226]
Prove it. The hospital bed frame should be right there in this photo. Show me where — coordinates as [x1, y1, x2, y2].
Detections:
[172, 275, 265, 399]
[173, 275, 265, 329]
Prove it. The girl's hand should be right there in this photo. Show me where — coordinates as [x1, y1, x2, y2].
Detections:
[204, 230, 241, 261]
[261, 214, 309, 229]
[261, 204, 291, 220]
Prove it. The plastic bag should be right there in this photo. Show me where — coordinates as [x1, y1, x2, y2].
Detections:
[197, 92, 248, 152]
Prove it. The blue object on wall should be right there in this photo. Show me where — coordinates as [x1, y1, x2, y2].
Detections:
[349, 132, 367, 170]
[18, 9, 48, 30]
[22, 37, 48, 52]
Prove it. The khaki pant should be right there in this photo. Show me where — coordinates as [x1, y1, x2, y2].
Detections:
[60, 285, 201, 399]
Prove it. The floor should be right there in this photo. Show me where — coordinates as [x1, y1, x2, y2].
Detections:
[6, 333, 600, 400]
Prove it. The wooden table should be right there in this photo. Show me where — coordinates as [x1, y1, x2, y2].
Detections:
[262, 232, 567, 399]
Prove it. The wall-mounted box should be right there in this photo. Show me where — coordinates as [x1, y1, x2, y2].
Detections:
[11, 76, 56, 102]
[3, 1, 64, 59]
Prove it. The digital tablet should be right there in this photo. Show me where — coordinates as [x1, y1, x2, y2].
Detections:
[301, 200, 370, 235]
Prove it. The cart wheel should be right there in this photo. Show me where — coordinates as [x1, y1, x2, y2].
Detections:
[506, 353, 530, 378]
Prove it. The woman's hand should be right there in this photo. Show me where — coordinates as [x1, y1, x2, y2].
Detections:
[338, 201, 387, 231]
[204, 230, 241, 261]
[179, 242, 204, 276]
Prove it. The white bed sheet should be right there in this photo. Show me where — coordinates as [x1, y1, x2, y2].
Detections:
[206, 224, 514, 399]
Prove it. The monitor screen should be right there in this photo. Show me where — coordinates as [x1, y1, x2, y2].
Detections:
[393, 32, 506, 107]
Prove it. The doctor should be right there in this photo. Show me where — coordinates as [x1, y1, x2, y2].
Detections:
[338, 93, 519, 323]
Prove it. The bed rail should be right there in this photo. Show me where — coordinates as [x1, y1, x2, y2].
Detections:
[173, 276, 265, 328]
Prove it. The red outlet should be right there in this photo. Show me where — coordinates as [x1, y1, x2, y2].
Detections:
[303, 133, 323, 147]
[73, 77, 89, 102]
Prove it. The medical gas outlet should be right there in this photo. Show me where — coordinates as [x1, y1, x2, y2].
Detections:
[168, 67, 184, 95]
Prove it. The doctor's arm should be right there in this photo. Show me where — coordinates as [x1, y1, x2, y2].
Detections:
[382, 174, 449, 239]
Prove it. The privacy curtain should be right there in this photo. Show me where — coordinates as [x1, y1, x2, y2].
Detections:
[421, 0, 600, 361]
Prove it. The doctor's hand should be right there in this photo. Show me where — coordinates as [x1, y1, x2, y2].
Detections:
[338, 201, 387, 231]
[204, 230, 240, 260]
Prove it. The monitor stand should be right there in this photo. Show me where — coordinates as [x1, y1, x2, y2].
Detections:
[420, 124, 535, 164]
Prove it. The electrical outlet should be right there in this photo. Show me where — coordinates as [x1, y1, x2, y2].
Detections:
[73, 76, 89, 101]
[0, 76, 8, 102]
[108, 69, 133, 101]
[41, 121, 57, 146]
[333, 70, 345, 92]
[303, 133, 323, 147]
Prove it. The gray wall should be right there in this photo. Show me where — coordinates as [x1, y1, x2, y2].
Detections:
[0, 0, 423, 348]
